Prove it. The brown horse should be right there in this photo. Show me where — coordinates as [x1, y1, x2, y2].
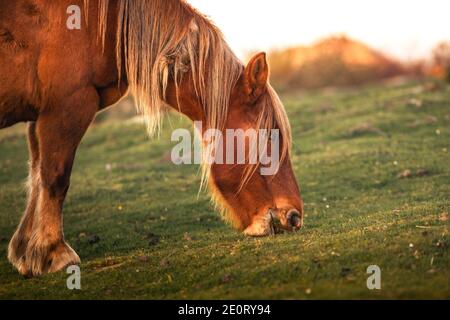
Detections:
[0, 0, 304, 277]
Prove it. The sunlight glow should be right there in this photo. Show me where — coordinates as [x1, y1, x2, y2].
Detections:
[187, 0, 450, 61]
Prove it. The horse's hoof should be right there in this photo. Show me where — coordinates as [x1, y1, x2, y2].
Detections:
[8, 234, 31, 275]
[47, 242, 80, 274]
[13, 257, 31, 277]
[25, 239, 80, 276]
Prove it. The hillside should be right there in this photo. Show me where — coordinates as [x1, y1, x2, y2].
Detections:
[0, 81, 449, 299]
[269, 36, 404, 89]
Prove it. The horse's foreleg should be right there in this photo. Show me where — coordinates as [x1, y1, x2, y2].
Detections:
[8, 122, 41, 275]
[23, 88, 98, 276]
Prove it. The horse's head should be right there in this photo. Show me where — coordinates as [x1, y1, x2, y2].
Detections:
[167, 52, 303, 236]
[209, 53, 303, 236]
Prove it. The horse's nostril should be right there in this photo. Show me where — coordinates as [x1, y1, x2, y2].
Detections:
[287, 210, 302, 230]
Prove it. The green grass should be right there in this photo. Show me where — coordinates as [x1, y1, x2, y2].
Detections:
[0, 81, 449, 299]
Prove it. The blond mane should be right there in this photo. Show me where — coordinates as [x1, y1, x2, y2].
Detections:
[85, 0, 292, 225]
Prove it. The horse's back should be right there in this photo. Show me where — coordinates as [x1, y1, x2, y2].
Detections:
[0, 0, 124, 129]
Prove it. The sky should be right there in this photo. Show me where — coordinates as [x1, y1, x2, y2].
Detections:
[187, 0, 450, 61]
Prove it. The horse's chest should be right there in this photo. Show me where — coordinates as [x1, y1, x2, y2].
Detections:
[0, 97, 38, 129]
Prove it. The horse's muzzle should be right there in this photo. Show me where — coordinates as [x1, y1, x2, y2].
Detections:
[270, 208, 303, 233]
[287, 209, 303, 231]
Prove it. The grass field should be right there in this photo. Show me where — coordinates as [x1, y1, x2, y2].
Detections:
[0, 81, 449, 299]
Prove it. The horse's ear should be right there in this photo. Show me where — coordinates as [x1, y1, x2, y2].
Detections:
[244, 52, 269, 103]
